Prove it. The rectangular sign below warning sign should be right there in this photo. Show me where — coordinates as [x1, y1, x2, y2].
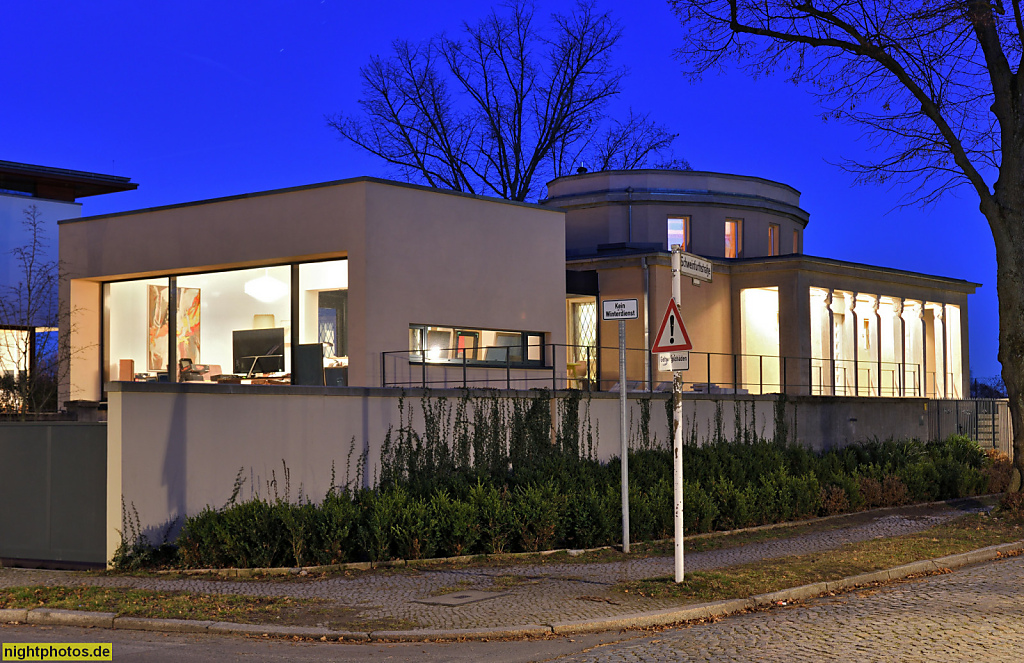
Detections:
[658, 352, 689, 372]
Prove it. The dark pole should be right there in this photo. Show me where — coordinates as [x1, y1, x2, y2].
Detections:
[167, 277, 178, 383]
[290, 265, 299, 385]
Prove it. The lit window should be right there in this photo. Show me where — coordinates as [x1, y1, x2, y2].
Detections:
[725, 219, 742, 258]
[409, 324, 545, 366]
[667, 216, 690, 251]
[792, 230, 800, 254]
[768, 223, 780, 256]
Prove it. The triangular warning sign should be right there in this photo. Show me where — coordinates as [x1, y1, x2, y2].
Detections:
[651, 298, 692, 352]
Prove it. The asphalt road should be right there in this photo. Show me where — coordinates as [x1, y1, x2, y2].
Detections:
[3, 554, 1023, 662]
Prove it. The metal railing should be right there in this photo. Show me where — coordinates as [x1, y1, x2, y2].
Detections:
[381, 343, 934, 397]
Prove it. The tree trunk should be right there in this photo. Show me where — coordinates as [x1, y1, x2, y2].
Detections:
[994, 202, 1024, 489]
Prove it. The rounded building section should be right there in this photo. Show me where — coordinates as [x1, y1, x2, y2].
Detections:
[542, 169, 810, 259]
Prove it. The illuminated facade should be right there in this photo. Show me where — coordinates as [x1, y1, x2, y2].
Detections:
[544, 170, 975, 398]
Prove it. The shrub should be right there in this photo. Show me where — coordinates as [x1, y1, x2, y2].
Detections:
[469, 482, 515, 554]
[428, 490, 479, 557]
[709, 478, 753, 529]
[981, 450, 1013, 493]
[512, 482, 562, 552]
[304, 490, 358, 565]
[880, 475, 910, 506]
[150, 430, 1004, 570]
[859, 476, 884, 508]
[683, 480, 719, 534]
[819, 485, 849, 516]
[559, 485, 614, 549]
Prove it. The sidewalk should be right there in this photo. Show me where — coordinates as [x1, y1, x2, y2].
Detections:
[0, 499, 1012, 640]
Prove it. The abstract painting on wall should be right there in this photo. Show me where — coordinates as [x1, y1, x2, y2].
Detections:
[148, 286, 201, 371]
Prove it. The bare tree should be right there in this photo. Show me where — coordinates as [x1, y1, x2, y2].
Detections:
[329, 1, 681, 201]
[593, 109, 687, 171]
[0, 205, 67, 416]
[670, 0, 1024, 484]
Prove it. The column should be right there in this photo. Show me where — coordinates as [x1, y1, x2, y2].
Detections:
[894, 298, 906, 397]
[850, 292, 859, 396]
[871, 295, 880, 397]
[919, 304, 927, 397]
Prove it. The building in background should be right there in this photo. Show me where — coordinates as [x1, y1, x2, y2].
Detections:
[544, 170, 976, 399]
[1, 161, 135, 407]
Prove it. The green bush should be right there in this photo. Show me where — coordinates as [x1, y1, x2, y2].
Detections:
[428, 490, 479, 557]
[149, 417, 999, 570]
[560, 485, 614, 549]
[512, 482, 563, 552]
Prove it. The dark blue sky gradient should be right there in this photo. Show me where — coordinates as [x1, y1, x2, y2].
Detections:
[1, 0, 999, 377]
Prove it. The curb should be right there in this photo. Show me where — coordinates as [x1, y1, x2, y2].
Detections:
[5, 539, 1022, 641]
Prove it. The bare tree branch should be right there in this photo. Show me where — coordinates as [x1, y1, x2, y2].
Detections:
[330, 1, 681, 201]
[670, 0, 1024, 485]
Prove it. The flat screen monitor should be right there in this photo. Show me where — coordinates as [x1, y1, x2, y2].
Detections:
[232, 328, 285, 376]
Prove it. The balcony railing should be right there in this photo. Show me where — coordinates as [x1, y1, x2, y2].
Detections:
[381, 344, 941, 397]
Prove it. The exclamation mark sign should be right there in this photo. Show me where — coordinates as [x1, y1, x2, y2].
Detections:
[669, 315, 675, 344]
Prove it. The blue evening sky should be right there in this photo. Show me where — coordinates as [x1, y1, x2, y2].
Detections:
[1, 0, 999, 377]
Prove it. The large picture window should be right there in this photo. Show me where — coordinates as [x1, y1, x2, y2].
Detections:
[103, 259, 347, 384]
[409, 324, 544, 366]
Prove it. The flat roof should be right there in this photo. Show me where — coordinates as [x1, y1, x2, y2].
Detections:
[0, 160, 137, 201]
[61, 176, 562, 225]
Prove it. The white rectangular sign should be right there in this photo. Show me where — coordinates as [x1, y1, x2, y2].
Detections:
[603, 298, 639, 320]
[677, 251, 713, 283]
[659, 351, 690, 372]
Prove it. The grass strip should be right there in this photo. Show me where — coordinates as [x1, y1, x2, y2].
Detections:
[0, 586, 320, 623]
[616, 512, 1024, 604]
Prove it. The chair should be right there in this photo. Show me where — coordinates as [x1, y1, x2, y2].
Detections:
[294, 344, 327, 386]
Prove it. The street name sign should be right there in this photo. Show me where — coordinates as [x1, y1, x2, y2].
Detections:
[677, 251, 713, 283]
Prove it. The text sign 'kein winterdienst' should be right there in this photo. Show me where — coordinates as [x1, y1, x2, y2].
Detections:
[602, 298, 639, 320]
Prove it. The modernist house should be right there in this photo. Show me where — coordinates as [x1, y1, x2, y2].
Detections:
[60, 178, 567, 403]
[546, 170, 976, 399]
[58, 169, 975, 405]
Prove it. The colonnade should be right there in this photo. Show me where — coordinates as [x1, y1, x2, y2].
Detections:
[809, 288, 962, 398]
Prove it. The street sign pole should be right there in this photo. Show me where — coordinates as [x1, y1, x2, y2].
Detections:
[672, 248, 685, 583]
[602, 298, 638, 555]
[619, 318, 629, 554]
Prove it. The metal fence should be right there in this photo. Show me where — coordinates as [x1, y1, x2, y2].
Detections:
[382, 343, 933, 397]
[928, 398, 1013, 459]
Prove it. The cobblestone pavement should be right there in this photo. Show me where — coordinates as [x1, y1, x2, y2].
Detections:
[0, 501, 991, 631]
[550, 553, 1024, 662]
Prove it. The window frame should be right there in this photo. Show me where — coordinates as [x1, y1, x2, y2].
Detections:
[667, 216, 690, 252]
[409, 324, 547, 368]
[768, 223, 780, 257]
[725, 218, 743, 258]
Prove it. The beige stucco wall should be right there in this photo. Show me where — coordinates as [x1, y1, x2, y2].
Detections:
[103, 384, 672, 562]
[104, 384, 937, 564]
[544, 170, 809, 258]
[60, 179, 566, 400]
